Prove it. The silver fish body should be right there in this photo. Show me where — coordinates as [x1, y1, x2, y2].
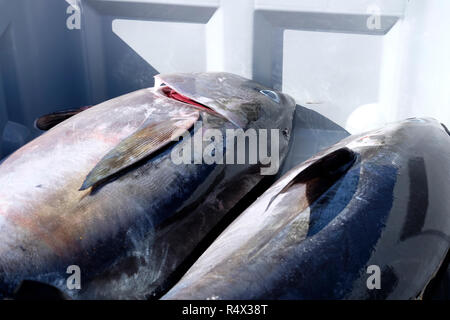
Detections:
[163, 118, 450, 300]
[0, 72, 296, 299]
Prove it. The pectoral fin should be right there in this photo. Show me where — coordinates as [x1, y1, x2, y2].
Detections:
[266, 148, 357, 211]
[35, 106, 92, 130]
[80, 111, 199, 191]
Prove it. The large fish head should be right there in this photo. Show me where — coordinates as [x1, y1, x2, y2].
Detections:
[154, 72, 296, 130]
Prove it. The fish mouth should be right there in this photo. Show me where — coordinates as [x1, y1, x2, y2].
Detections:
[157, 85, 220, 117]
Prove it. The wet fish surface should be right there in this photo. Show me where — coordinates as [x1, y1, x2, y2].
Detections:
[163, 118, 450, 300]
[0, 72, 296, 299]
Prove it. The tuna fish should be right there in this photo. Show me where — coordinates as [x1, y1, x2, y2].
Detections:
[163, 118, 450, 300]
[0, 72, 296, 299]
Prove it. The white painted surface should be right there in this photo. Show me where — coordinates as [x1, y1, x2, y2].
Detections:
[0, 0, 449, 156]
[112, 19, 207, 74]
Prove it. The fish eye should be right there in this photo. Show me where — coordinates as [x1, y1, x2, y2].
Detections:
[260, 90, 280, 103]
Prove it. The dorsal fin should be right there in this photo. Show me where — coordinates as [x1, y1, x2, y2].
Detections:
[35, 106, 92, 130]
[79, 111, 199, 191]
